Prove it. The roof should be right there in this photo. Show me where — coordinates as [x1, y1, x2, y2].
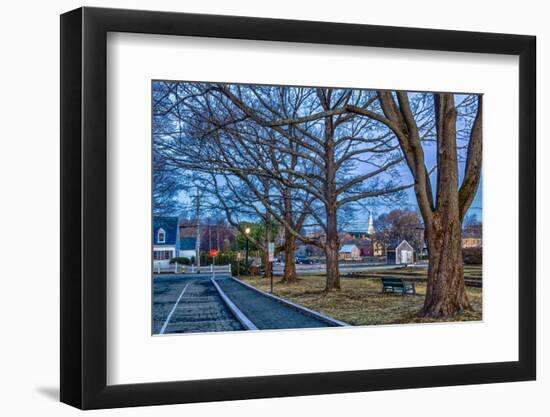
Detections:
[387, 239, 414, 251]
[463, 226, 482, 238]
[347, 231, 371, 239]
[180, 237, 197, 251]
[341, 240, 373, 250]
[396, 240, 414, 251]
[153, 216, 179, 245]
[179, 223, 198, 238]
[340, 244, 359, 253]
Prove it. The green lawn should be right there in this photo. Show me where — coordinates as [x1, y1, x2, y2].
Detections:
[241, 267, 482, 326]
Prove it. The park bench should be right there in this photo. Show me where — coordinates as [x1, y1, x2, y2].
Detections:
[381, 277, 416, 296]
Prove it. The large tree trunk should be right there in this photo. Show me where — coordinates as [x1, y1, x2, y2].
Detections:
[351, 91, 481, 317]
[422, 215, 471, 317]
[324, 243, 340, 291]
[281, 233, 297, 283]
[324, 205, 341, 291]
[322, 102, 341, 292]
[420, 93, 475, 318]
[280, 189, 298, 283]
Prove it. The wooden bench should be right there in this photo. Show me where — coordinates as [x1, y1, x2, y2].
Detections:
[381, 278, 416, 296]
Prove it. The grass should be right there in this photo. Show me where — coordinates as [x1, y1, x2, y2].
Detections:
[241, 267, 482, 326]
[343, 265, 482, 280]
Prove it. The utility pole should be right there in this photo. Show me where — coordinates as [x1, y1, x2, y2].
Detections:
[245, 227, 251, 276]
[195, 188, 201, 274]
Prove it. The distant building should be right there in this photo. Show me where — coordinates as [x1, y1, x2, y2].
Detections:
[462, 225, 482, 248]
[179, 236, 197, 260]
[345, 231, 370, 240]
[179, 220, 237, 255]
[386, 240, 415, 264]
[354, 241, 374, 257]
[340, 211, 385, 257]
[367, 211, 375, 235]
[153, 216, 180, 268]
[462, 236, 482, 248]
[339, 244, 361, 261]
[373, 240, 385, 257]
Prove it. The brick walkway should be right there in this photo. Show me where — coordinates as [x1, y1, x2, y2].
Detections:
[153, 276, 243, 334]
[153, 273, 336, 334]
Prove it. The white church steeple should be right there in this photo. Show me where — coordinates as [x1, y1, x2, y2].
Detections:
[368, 211, 375, 235]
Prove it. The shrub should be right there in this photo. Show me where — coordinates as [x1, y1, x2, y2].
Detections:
[200, 251, 236, 266]
[231, 260, 253, 276]
[169, 257, 191, 265]
[463, 247, 482, 265]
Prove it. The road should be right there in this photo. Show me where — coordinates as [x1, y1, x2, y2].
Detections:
[153, 272, 340, 334]
[153, 274, 244, 334]
[273, 262, 427, 275]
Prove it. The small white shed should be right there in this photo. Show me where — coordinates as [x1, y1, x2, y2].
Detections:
[395, 240, 415, 264]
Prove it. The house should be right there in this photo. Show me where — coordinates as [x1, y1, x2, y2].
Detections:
[179, 236, 197, 261]
[386, 240, 415, 264]
[462, 225, 482, 248]
[344, 231, 370, 240]
[341, 239, 372, 257]
[373, 240, 385, 257]
[355, 241, 373, 257]
[153, 216, 180, 268]
[339, 211, 385, 258]
[339, 244, 361, 261]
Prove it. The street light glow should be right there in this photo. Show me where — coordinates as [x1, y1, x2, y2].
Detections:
[245, 227, 251, 234]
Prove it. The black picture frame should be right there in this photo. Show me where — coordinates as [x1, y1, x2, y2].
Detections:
[60, 6, 536, 410]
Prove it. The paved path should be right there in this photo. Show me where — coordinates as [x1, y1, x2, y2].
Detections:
[153, 273, 339, 333]
[153, 275, 243, 334]
[214, 277, 331, 330]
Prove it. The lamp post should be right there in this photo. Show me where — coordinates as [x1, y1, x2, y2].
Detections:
[245, 227, 251, 276]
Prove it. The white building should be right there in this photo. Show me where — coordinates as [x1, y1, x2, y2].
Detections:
[367, 211, 375, 235]
[387, 240, 415, 264]
[179, 236, 198, 260]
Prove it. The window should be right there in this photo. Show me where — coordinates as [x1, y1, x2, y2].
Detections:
[157, 228, 166, 243]
[153, 250, 173, 260]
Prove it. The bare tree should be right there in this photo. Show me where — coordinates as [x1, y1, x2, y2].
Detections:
[234, 87, 482, 316]
[342, 92, 481, 317]
[375, 209, 424, 250]
[154, 82, 411, 291]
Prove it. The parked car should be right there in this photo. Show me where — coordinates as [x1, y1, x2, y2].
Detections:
[295, 257, 314, 265]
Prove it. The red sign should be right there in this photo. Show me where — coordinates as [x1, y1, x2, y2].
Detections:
[210, 249, 219, 257]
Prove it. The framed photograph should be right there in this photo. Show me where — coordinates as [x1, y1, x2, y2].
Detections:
[60, 6, 536, 409]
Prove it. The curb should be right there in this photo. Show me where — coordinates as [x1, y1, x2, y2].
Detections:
[210, 278, 259, 330]
[231, 277, 351, 327]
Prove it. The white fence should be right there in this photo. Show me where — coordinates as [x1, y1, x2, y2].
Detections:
[153, 262, 231, 274]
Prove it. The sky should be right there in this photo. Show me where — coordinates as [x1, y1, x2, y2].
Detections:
[345, 92, 482, 230]
[157, 84, 482, 231]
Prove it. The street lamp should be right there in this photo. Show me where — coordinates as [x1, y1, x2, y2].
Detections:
[245, 227, 251, 275]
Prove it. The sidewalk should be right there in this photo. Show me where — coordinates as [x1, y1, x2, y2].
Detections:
[214, 278, 332, 330]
